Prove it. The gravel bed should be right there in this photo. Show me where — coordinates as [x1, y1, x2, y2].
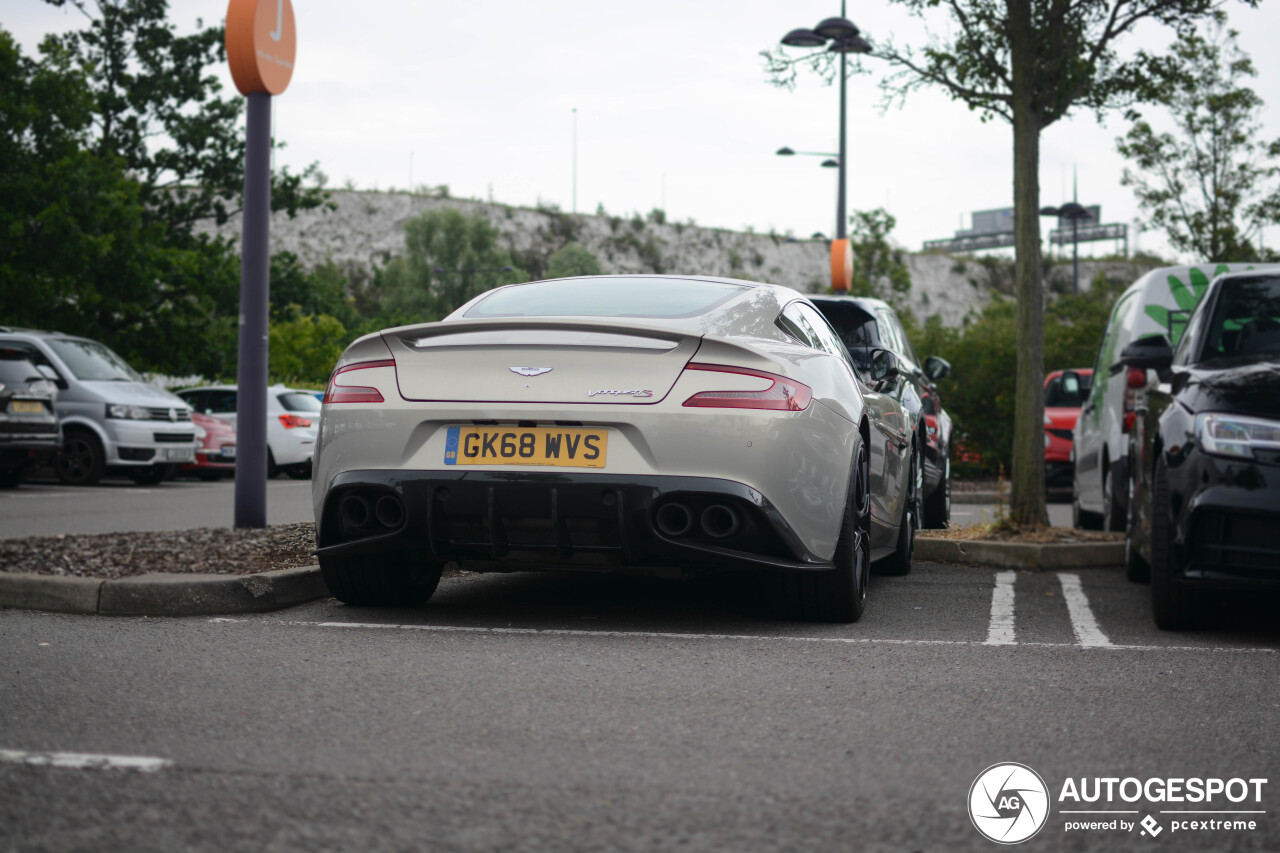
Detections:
[0, 523, 318, 579]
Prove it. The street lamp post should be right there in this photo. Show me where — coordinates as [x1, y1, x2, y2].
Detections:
[780, 3, 871, 292]
[1039, 202, 1091, 295]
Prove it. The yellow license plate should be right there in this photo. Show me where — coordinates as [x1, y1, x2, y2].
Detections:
[10, 400, 43, 414]
[444, 426, 607, 468]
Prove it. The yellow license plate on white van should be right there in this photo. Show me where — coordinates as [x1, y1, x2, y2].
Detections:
[443, 426, 607, 468]
[9, 401, 42, 414]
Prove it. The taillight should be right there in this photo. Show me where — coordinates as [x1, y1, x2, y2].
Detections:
[1122, 369, 1146, 433]
[279, 413, 312, 429]
[323, 359, 394, 404]
[681, 363, 812, 411]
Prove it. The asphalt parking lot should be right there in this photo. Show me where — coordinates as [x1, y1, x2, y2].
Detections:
[2, 564, 1277, 852]
[2, 479, 1276, 851]
[0, 474, 314, 538]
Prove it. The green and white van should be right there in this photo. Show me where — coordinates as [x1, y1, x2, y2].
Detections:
[1072, 263, 1280, 529]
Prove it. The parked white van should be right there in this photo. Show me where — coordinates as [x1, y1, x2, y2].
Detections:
[1072, 262, 1280, 529]
[0, 328, 197, 485]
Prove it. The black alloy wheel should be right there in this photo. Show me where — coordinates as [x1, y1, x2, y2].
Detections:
[55, 429, 105, 486]
[922, 456, 950, 529]
[877, 443, 920, 576]
[1149, 460, 1197, 630]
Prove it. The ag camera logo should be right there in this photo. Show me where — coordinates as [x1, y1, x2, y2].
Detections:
[969, 763, 1051, 844]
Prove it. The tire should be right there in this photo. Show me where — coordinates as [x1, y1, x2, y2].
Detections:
[320, 550, 444, 608]
[877, 444, 920, 576]
[129, 463, 175, 485]
[0, 466, 25, 489]
[266, 449, 280, 479]
[922, 456, 950, 529]
[284, 462, 312, 480]
[1150, 459, 1197, 630]
[774, 441, 871, 623]
[1102, 457, 1126, 532]
[56, 429, 105, 486]
[1124, 467, 1150, 583]
[1072, 469, 1102, 530]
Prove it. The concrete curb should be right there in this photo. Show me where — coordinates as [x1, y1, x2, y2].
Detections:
[952, 492, 1007, 504]
[0, 565, 328, 616]
[915, 537, 1124, 570]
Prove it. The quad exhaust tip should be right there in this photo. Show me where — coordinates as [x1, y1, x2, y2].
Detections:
[700, 504, 741, 539]
[340, 491, 405, 535]
[655, 500, 743, 540]
[655, 502, 694, 537]
[340, 494, 372, 529]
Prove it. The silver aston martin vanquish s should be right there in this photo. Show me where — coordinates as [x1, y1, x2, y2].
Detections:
[313, 275, 897, 622]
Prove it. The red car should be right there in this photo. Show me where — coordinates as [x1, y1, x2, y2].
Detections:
[181, 412, 237, 480]
[1044, 368, 1093, 488]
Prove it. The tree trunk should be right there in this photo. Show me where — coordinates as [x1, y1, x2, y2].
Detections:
[1008, 0, 1049, 526]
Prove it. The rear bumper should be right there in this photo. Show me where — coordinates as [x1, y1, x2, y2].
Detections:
[315, 470, 833, 574]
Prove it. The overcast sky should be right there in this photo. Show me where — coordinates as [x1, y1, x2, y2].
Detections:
[8, 0, 1280, 262]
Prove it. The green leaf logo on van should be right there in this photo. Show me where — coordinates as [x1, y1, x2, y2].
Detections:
[1142, 265, 1233, 345]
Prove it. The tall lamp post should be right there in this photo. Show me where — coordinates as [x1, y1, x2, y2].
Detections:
[779, 4, 871, 292]
[1039, 202, 1091, 295]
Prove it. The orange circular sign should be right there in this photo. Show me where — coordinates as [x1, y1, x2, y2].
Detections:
[226, 0, 296, 96]
[830, 238, 853, 292]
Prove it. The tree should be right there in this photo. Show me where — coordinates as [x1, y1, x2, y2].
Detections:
[0, 2, 329, 377]
[378, 208, 527, 322]
[765, 0, 1246, 526]
[1117, 16, 1280, 262]
[847, 208, 911, 306]
[546, 243, 603, 279]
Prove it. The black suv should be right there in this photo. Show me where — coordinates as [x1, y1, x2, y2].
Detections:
[0, 348, 60, 488]
[1122, 271, 1280, 629]
[809, 296, 953, 528]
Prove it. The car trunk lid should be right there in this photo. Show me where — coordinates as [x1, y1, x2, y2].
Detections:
[382, 320, 701, 405]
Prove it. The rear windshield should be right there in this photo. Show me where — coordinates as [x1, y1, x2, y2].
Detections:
[0, 356, 39, 384]
[278, 392, 322, 412]
[47, 338, 142, 382]
[463, 277, 747, 319]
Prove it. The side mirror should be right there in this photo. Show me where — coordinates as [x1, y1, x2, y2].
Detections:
[1121, 335, 1173, 381]
[923, 356, 951, 382]
[1060, 369, 1082, 401]
[870, 348, 900, 383]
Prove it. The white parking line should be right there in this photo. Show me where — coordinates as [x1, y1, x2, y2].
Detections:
[985, 570, 1017, 645]
[206, 619, 1277, 653]
[0, 749, 172, 772]
[1058, 573, 1113, 647]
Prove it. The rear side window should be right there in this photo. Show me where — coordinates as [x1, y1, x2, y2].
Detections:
[464, 277, 746, 319]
